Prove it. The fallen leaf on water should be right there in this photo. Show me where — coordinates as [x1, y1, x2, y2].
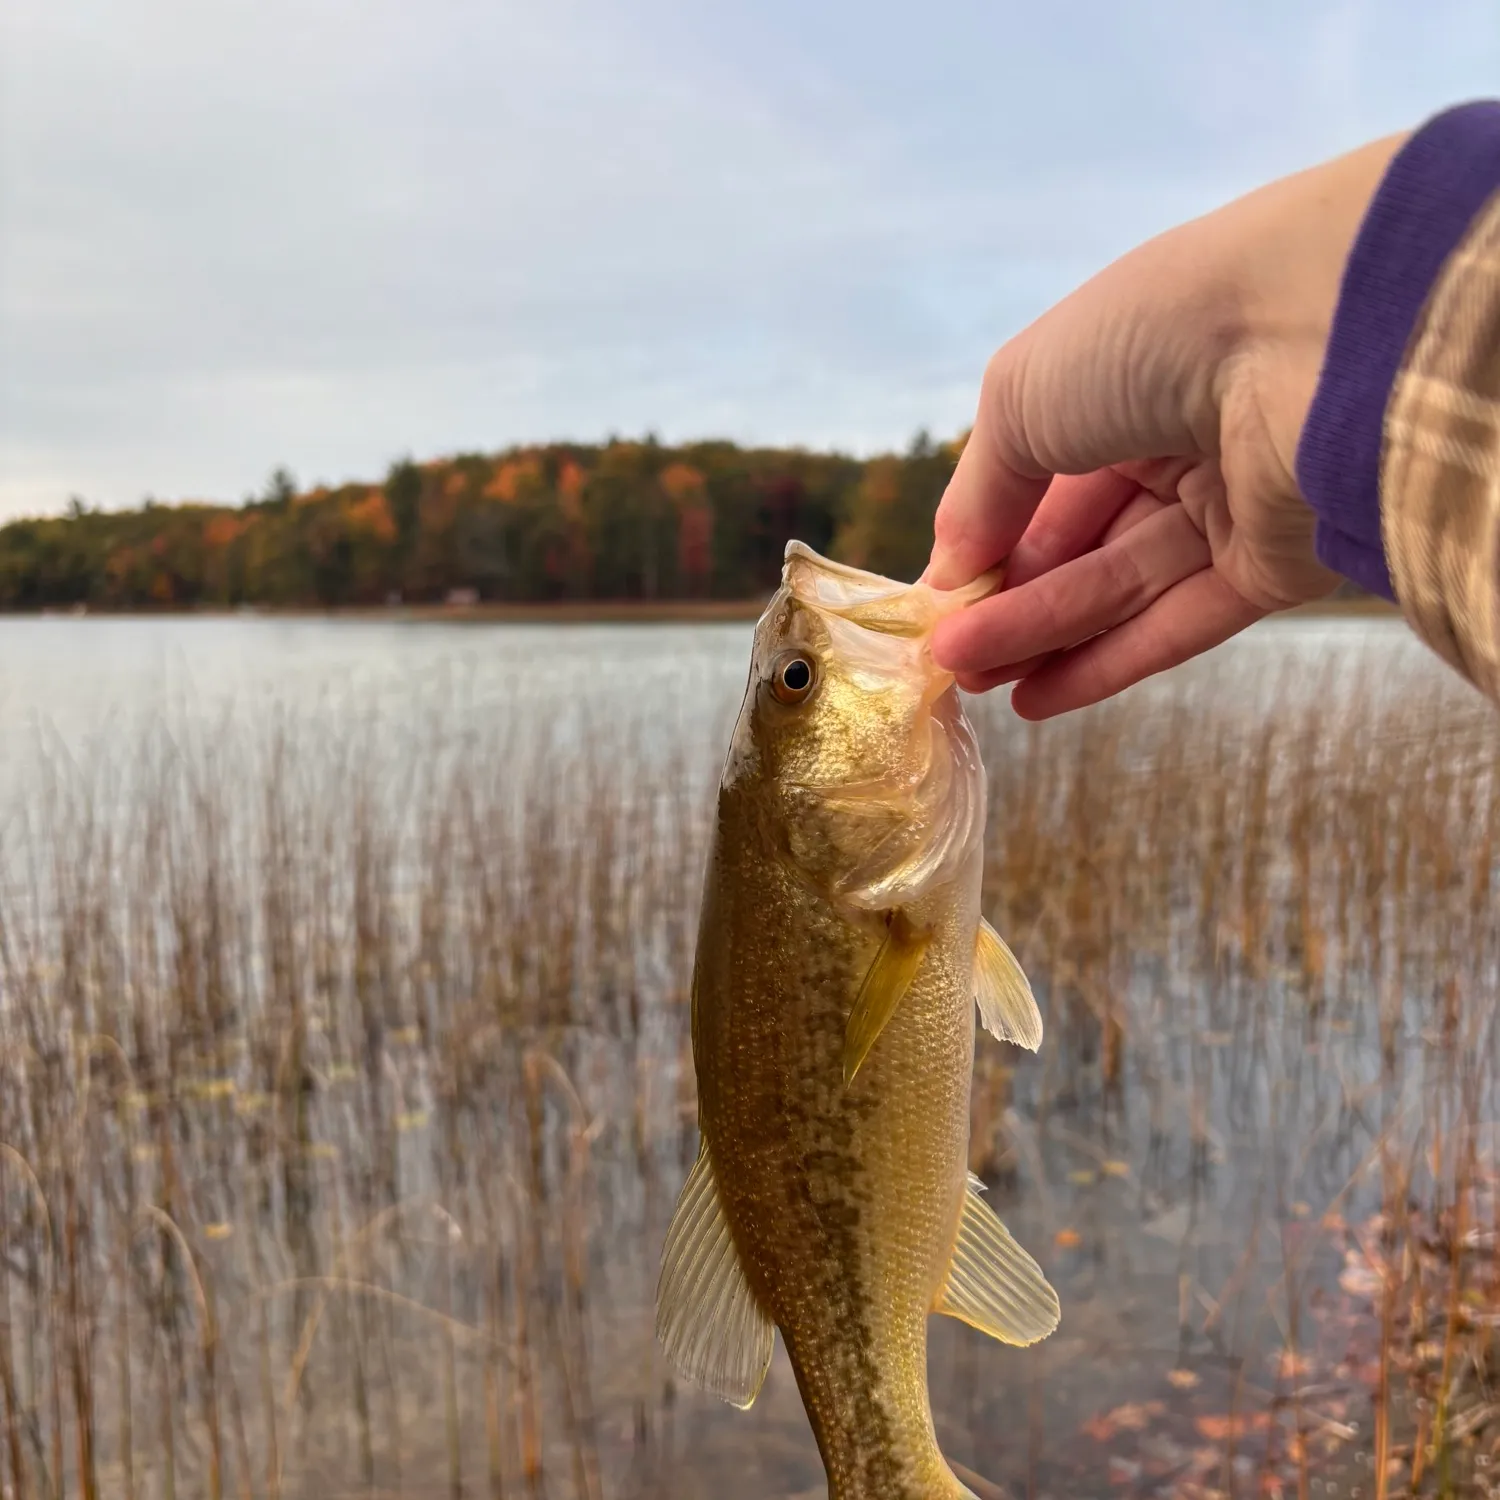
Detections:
[1081, 1401, 1165, 1443]
[1101, 1159, 1131, 1178]
[1167, 1367, 1201, 1390]
[1196, 1411, 1271, 1442]
[1339, 1262, 1383, 1298]
[1054, 1228, 1082, 1249]
[1112, 1402, 1163, 1431]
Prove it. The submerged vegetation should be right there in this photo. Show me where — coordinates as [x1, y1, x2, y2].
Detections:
[0, 623, 1497, 1498]
[0, 433, 966, 612]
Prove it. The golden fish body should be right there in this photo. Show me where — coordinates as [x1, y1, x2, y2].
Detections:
[657, 542, 1058, 1500]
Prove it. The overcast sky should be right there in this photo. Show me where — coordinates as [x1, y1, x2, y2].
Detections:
[2, 0, 1498, 519]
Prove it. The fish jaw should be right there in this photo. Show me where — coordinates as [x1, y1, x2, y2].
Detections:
[780, 539, 1002, 622]
[734, 545, 992, 916]
[779, 538, 1001, 694]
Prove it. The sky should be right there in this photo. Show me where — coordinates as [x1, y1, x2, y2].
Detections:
[2, 0, 1499, 520]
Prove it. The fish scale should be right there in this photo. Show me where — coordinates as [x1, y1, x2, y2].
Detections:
[656, 541, 1059, 1500]
[703, 804, 971, 1494]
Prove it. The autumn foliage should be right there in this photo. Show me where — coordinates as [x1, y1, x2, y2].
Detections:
[0, 432, 969, 610]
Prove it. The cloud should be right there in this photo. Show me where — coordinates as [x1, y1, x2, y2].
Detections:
[2, 0, 1498, 516]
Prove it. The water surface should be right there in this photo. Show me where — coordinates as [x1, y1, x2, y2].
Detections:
[0, 611, 1490, 1500]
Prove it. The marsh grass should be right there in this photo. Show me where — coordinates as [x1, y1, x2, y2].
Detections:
[0, 630, 1498, 1498]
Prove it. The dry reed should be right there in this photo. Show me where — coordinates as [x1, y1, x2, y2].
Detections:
[0, 628, 1496, 1498]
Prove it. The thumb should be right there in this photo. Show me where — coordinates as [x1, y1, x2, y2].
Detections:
[925, 228, 1229, 589]
[924, 338, 1049, 590]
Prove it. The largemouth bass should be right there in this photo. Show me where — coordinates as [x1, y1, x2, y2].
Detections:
[656, 541, 1059, 1499]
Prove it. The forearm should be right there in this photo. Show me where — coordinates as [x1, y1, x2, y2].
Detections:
[1297, 102, 1500, 698]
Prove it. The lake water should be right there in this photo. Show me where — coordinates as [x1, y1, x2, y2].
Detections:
[0, 611, 1431, 777]
[0, 611, 1495, 1500]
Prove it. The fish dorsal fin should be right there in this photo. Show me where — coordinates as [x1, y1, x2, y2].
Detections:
[974, 919, 1043, 1052]
[934, 1174, 1059, 1347]
[655, 1142, 775, 1409]
[844, 910, 930, 1085]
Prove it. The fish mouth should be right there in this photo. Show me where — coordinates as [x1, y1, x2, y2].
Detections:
[781, 540, 903, 602]
[780, 540, 1001, 641]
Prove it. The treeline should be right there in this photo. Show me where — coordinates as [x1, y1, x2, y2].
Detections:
[0, 432, 968, 611]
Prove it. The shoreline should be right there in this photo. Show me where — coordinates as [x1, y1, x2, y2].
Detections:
[8, 596, 1400, 625]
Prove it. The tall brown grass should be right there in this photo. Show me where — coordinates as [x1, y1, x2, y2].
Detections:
[0, 633, 1496, 1498]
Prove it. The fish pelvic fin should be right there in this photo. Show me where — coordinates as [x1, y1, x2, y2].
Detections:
[843, 909, 930, 1086]
[948, 1457, 1014, 1500]
[934, 1174, 1059, 1347]
[654, 1141, 775, 1409]
[974, 919, 1043, 1052]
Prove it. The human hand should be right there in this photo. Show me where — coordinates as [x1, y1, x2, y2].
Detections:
[925, 132, 1409, 718]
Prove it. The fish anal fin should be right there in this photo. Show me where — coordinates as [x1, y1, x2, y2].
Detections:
[934, 1174, 1059, 1347]
[843, 910, 930, 1086]
[949, 1458, 1012, 1500]
[655, 1142, 775, 1409]
[974, 918, 1043, 1052]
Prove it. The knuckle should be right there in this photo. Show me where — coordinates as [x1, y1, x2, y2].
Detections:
[978, 343, 1035, 477]
[1022, 584, 1069, 658]
[1096, 542, 1147, 612]
[930, 501, 964, 547]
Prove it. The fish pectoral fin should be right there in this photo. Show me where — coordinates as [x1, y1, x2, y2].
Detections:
[843, 910, 930, 1086]
[654, 1142, 775, 1410]
[934, 1173, 1060, 1347]
[974, 919, 1043, 1053]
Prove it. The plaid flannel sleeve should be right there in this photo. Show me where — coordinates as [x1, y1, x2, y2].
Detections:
[1383, 181, 1500, 697]
[1297, 102, 1500, 701]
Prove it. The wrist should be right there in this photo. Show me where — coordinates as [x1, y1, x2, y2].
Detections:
[1296, 102, 1500, 600]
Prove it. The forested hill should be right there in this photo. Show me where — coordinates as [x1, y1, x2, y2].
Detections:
[0, 432, 969, 611]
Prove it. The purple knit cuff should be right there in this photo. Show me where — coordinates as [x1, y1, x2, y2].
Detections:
[1295, 100, 1500, 601]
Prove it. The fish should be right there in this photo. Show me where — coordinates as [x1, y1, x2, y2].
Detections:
[655, 540, 1059, 1500]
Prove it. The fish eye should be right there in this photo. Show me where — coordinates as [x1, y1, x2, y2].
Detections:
[770, 652, 817, 706]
